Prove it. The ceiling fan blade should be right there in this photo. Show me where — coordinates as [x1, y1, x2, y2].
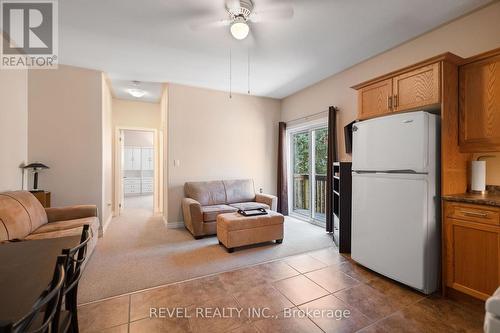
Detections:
[249, 6, 294, 23]
[225, 0, 241, 11]
[189, 18, 231, 31]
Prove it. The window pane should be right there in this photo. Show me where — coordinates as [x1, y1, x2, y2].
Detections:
[315, 128, 328, 175]
[292, 132, 310, 214]
[293, 132, 309, 174]
[314, 128, 328, 222]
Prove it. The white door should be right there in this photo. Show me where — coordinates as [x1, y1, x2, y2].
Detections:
[351, 172, 435, 293]
[352, 111, 435, 173]
[118, 130, 125, 215]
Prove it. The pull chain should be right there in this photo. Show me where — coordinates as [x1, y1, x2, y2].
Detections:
[247, 50, 250, 95]
[229, 48, 232, 99]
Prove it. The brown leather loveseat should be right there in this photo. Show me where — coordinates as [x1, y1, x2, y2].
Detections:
[0, 191, 99, 255]
[182, 179, 277, 238]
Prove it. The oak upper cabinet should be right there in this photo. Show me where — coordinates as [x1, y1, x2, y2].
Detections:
[392, 63, 440, 112]
[354, 61, 442, 120]
[443, 201, 500, 300]
[459, 51, 500, 152]
[358, 79, 393, 119]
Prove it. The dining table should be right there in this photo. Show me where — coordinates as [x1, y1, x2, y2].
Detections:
[0, 236, 80, 325]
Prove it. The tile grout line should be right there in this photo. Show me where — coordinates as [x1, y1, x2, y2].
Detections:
[351, 294, 433, 332]
[128, 294, 131, 332]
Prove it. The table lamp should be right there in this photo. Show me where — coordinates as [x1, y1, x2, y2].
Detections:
[23, 163, 49, 192]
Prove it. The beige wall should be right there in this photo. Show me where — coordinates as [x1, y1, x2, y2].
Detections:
[28, 65, 104, 225]
[167, 84, 281, 223]
[101, 75, 113, 230]
[0, 68, 28, 191]
[123, 130, 154, 147]
[112, 99, 161, 130]
[281, 2, 500, 185]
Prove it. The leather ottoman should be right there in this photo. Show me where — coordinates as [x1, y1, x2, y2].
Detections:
[216, 211, 284, 253]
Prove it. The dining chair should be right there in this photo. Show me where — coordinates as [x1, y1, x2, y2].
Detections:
[61, 225, 91, 333]
[11, 255, 67, 333]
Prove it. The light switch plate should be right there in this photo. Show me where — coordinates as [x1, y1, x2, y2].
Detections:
[174, 160, 180, 167]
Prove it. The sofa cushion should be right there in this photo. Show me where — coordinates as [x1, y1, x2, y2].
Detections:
[31, 217, 98, 234]
[223, 179, 256, 204]
[202, 205, 238, 222]
[25, 227, 84, 240]
[229, 202, 270, 211]
[185, 181, 227, 206]
[0, 191, 48, 241]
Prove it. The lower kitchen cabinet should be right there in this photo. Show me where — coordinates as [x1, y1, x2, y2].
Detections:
[443, 201, 500, 300]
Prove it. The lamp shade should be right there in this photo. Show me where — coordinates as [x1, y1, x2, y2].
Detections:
[23, 163, 49, 169]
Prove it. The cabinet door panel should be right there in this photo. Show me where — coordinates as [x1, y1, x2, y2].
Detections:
[358, 79, 392, 120]
[393, 63, 440, 112]
[459, 54, 500, 152]
[142, 148, 153, 170]
[124, 148, 133, 170]
[132, 148, 141, 170]
[445, 217, 499, 300]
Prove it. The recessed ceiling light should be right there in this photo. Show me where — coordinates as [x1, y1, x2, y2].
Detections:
[230, 17, 249, 40]
[127, 88, 146, 98]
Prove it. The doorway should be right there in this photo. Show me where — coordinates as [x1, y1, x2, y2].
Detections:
[114, 127, 162, 216]
[288, 124, 328, 226]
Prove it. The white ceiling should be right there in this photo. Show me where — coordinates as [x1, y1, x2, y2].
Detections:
[110, 80, 163, 103]
[59, 0, 492, 99]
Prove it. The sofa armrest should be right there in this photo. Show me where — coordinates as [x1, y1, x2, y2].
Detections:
[181, 198, 204, 237]
[45, 205, 98, 223]
[255, 193, 278, 211]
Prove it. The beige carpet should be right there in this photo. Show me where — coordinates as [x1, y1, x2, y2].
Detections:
[79, 198, 333, 304]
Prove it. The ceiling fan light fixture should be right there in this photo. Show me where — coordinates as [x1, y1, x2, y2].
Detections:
[230, 17, 249, 40]
[127, 88, 146, 98]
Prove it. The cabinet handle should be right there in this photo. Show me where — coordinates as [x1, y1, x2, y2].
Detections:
[461, 210, 488, 218]
[387, 96, 392, 109]
[394, 94, 398, 108]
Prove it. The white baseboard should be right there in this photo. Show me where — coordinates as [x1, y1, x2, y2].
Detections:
[162, 217, 184, 229]
[101, 215, 113, 235]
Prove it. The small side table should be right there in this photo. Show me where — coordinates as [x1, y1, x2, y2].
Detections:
[30, 191, 51, 208]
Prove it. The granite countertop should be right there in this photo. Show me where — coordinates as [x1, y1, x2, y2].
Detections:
[442, 186, 500, 207]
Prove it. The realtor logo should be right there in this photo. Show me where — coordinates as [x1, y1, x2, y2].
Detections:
[1, 0, 58, 69]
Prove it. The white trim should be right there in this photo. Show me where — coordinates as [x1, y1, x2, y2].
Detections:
[287, 116, 328, 132]
[166, 220, 184, 229]
[286, 118, 328, 225]
[101, 214, 113, 235]
[114, 126, 164, 216]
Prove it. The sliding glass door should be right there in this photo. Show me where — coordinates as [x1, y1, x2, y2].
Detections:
[291, 126, 328, 225]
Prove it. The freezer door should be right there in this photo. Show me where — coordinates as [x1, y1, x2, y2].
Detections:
[351, 172, 437, 293]
[352, 111, 433, 173]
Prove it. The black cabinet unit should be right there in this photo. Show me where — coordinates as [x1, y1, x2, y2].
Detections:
[333, 162, 352, 253]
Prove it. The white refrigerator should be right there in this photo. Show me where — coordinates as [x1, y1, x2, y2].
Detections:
[351, 111, 440, 294]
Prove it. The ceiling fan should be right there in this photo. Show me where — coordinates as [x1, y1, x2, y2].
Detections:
[190, 0, 294, 40]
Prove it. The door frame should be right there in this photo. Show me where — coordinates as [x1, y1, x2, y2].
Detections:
[286, 117, 328, 226]
[113, 126, 163, 215]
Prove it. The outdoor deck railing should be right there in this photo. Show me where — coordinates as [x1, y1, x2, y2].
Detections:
[293, 174, 327, 215]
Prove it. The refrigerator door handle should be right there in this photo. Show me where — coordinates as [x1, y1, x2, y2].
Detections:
[353, 170, 427, 174]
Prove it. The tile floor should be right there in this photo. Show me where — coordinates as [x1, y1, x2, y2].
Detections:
[78, 247, 485, 333]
